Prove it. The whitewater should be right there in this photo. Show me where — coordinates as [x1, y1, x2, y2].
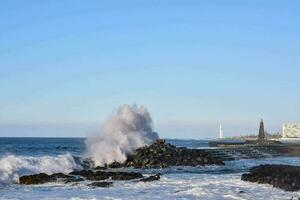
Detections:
[0, 138, 300, 200]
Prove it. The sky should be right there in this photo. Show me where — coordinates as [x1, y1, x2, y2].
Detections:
[0, 0, 299, 138]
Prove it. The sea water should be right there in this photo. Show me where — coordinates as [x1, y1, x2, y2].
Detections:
[0, 138, 300, 200]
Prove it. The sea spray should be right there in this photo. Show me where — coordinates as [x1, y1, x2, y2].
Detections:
[86, 104, 159, 166]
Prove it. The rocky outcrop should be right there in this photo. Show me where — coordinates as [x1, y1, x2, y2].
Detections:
[123, 142, 224, 168]
[69, 170, 143, 181]
[241, 164, 300, 191]
[20, 170, 144, 185]
[19, 141, 224, 186]
[19, 173, 83, 185]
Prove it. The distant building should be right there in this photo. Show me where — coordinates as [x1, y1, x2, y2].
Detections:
[282, 123, 300, 138]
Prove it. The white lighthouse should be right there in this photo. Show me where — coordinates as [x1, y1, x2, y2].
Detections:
[219, 123, 224, 139]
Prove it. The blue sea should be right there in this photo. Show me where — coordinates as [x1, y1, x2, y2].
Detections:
[0, 138, 300, 200]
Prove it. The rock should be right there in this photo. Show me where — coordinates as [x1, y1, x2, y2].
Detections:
[87, 181, 112, 188]
[241, 164, 300, 191]
[19, 173, 51, 185]
[64, 176, 85, 183]
[19, 173, 82, 185]
[123, 142, 224, 168]
[109, 161, 124, 168]
[111, 172, 143, 180]
[69, 170, 105, 180]
[69, 170, 143, 181]
[140, 174, 160, 182]
[94, 166, 108, 170]
[20, 170, 144, 185]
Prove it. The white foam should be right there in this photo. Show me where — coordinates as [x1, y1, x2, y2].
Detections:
[0, 154, 81, 184]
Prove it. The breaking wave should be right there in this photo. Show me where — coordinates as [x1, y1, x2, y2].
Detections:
[0, 154, 82, 185]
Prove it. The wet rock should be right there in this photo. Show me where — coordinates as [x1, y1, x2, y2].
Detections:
[241, 164, 300, 191]
[111, 172, 143, 180]
[64, 176, 85, 183]
[20, 170, 144, 185]
[140, 174, 160, 182]
[123, 142, 224, 168]
[94, 166, 108, 170]
[109, 161, 124, 168]
[19, 173, 51, 185]
[70, 170, 109, 181]
[19, 173, 81, 185]
[88, 181, 112, 188]
[69, 170, 143, 181]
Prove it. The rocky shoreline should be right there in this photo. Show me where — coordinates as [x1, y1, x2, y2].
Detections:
[18, 142, 300, 192]
[242, 164, 300, 191]
[108, 141, 225, 169]
[20, 170, 161, 187]
[18, 141, 225, 187]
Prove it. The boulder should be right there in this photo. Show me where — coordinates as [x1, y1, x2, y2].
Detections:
[111, 172, 143, 180]
[109, 161, 124, 168]
[69, 170, 143, 181]
[94, 166, 108, 170]
[241, 164, 300, 191]
[20, 170, 144, 185]
[87, 181, 113, 188]
[19, 173, 51, 185]
[19, 173, 82, 185]
[140, 174, 160, 182]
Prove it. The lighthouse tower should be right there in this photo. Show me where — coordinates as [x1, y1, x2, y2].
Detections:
[219, 123, 224, 139]
[257, 119, 266, 143]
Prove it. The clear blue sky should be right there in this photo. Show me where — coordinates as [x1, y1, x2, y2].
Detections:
[0, 0, 299, 138]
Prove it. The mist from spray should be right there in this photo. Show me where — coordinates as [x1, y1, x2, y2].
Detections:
[86, 105, 159, 166]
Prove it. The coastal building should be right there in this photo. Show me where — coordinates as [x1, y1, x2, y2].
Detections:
[277, 123, 300, 144]
[282, 123, 300, 138]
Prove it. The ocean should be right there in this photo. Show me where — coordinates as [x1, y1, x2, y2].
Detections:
[0, 138, 300, 200]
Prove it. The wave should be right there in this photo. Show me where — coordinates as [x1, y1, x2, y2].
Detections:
[0, 154, 82, 185]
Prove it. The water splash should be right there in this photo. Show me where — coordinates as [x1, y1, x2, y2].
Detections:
[86, 104, 159, 166]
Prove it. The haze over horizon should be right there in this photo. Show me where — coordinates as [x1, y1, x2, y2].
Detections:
[0, 0, 299, 138]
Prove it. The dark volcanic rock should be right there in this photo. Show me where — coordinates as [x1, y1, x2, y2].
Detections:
[111, 172, 143, 180]
[123, 142, 224, 168]
[140, 174, 160, 182]
[88, 181, 112, 188]
[109, 161, 124, 168]
[20, 170, 144, 185]
[70, 170, 109, 181]
[19, 173, 82, 185]
[241, 164, 300, 191]
[20, 173, 51, 185]
[94, 166, 108, 170]
[69, 170, 143, 181]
